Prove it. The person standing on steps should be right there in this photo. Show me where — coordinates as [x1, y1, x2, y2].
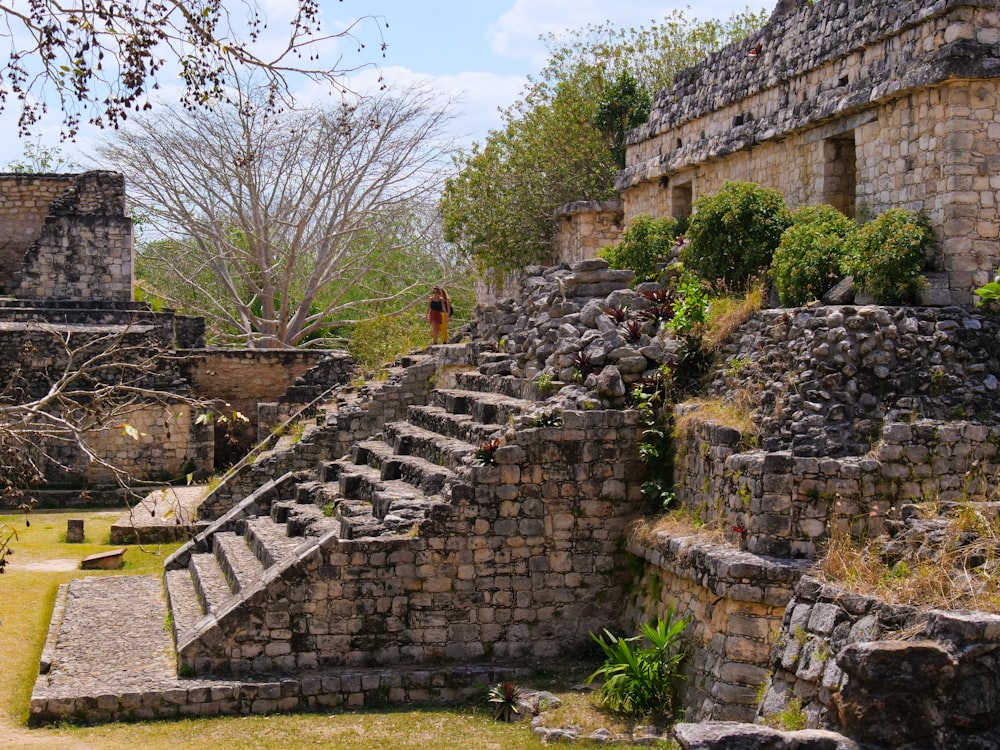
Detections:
[440, 287, 453, 344]
[427, 286, 446, 345]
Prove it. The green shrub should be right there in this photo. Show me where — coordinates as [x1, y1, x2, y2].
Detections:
[598, 214, 679, 284]
[587, 608, 689, 720]
[772, 204, 855, 306]
[974, 267, 1000, 314]
[682, 181, 791, 288]
[348, 310, 427, 369]
[841, 208, 933, 304]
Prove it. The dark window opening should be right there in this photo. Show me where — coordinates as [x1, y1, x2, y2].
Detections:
[672, 183, 693, 220]
[822, 132, 857, 219]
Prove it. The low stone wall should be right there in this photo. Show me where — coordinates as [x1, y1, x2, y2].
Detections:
[30, 660, 526, 726]
[674, 305, 1000, 558]
[626, 529, 808, 722]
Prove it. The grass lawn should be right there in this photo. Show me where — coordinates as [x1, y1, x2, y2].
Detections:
[0, 509, 668, 749]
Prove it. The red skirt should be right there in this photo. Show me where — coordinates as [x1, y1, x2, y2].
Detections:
[429, 310, 443, 324]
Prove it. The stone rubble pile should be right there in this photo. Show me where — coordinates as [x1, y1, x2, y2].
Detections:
[470, 259, 683, 405]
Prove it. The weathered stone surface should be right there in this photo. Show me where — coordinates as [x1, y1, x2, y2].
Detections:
[674, 721, 858, 750]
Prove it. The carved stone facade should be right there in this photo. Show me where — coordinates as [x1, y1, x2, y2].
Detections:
[617, 0, 1000, 305]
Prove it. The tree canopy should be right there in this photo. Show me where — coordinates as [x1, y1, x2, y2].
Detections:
[0, 0, 386, 139]
[101, 82, 457, 348]
[439, 8, 767, 275]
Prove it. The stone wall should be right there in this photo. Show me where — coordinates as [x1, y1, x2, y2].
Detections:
[551, 200, 624, 265]
[758, 576, 1000, 749]
[626, 530, 808, 722]
[618, 0, 1000, 303]
[73, 404, 213, 485]
[178, 349, 351, 466]
[672, 305, 1000, 557]
[2, 171, 134, 301]
[0, 174, 75, 293]
[176, 408, 646, 675]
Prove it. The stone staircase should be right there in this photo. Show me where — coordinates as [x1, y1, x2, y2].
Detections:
[163, 357, 538, 670]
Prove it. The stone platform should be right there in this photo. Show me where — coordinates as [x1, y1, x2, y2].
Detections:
[109, 486, 209, 544]
[29, 575, 524, 725]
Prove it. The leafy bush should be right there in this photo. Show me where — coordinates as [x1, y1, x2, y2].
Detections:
[349, 311, 427, 370]
[599, 214, 678, 283]
[974, 267, 1000, 314]
[587, 608, 689, 719]
[772, 204, 855, 306]
[841, 208, 934, 304]
[682, 181, 791, 288]
[669, 272, 710, 337]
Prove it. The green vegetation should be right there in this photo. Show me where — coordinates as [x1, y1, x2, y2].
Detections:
[599, 214, 679, 284]
[763, 695, 808, 731]
[771, 204, 855, 306]
[486, 681, 522, 722]
[974, 267, 1000, 314]
[587, 609, 689, 720]
[682, 180, 791, 289]
[440, 10, 766, 274]
[841, 208, 934, 304]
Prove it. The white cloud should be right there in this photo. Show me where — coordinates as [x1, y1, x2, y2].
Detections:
[341, 64, 527, 146]
[489, 0, 672, 65]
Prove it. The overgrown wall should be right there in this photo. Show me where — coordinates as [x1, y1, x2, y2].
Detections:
[674, 305, 1000, 557]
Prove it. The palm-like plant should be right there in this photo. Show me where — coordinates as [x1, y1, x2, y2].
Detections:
[587, 607, 689, 720]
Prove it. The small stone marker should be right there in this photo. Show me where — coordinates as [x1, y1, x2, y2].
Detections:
[81, 548, 127, 570]
[66, 519, 85, 543]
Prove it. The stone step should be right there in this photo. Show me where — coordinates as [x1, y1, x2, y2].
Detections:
[433, 387, 530, 424]
[353, 438, 457, 494]
[383, 421, 476, 470]
[406, 405, 504, 446]
[451, 372, 529, 400]
[334, 460, 384, 503]
[189, 551, 234, 614]
[164, 568, 204, 643]
[213, 531, 265, 594]
[244, 516, 305, 569]
[335, 497, 386, 539]
[332, 457, 432, 520]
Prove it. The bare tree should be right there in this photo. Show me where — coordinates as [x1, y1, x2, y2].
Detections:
[100, 84, 457, 348]
[0, 323, 208, 494]
[0, 0, 387, 138]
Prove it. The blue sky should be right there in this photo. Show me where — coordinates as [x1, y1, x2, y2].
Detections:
[0, 0, 766, 167]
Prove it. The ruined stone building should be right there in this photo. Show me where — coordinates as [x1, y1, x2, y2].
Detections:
[0, 172, 352, 487]
[557, 0, 1000, 307]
